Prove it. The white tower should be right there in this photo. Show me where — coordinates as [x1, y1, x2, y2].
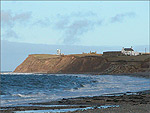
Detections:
[57, 49, 61, 55]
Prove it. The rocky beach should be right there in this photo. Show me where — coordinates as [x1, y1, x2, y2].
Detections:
[1, 90, 150, 113]
[1, 72, 150, 113]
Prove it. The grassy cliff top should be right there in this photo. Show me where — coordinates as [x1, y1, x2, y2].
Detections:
[29, 54, 150, 61]
[29, 54, 103, 59]
[29, 54, 60, 59]
[105, 55, 150, 62]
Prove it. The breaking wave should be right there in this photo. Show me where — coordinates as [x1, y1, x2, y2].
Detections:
[1, 73, 150, 107]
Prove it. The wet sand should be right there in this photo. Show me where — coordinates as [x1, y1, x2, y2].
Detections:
[1, 90, 150, 113]
[73, 104, 150, 113]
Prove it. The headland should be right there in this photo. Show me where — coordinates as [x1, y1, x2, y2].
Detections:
[14, 53, 150, 78]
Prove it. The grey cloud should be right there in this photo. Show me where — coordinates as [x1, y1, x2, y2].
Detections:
[55, 12, 102, 44]
[55, 18, 70, 29]
[32, 18, 50, 27]
[111, 12, 136, 23]
[1, 10, 14, 28]
[3, 29, 19, 39]
[2, 10, 32, 27]
[57, 11, 97, 19]
[13, 12, 32, 22]
[1, 10, 32, 39]
[70, 11, 97, 17]
[63, 20, 95, 44]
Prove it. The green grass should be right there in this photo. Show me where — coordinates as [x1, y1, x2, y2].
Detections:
[67, 54, 102, 57]
[30, 54, 60, 59]
[30, 54, 150, 61]
[105, 55, 150, 62]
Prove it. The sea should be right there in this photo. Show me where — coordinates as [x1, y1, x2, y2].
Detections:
[1, 73, 150, 107]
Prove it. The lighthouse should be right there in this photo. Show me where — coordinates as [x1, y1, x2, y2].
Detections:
[57, 49, 61, 55]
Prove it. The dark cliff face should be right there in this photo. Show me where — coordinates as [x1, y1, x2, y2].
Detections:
[14, 54, 150, 74]
[59, 56, 109, 73]
[14, 55, 108, 73]
[48, 56, 107, 73]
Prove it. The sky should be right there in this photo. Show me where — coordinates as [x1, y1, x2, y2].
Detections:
[1, 1, 150, 71]
[1, 1, 149, 46]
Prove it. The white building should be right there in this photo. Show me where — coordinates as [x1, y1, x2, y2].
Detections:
[57, 49, 61, 55]
[121, 47, 140, 56]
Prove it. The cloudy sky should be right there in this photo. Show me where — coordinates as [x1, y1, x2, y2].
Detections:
[1, 1, 149, 46]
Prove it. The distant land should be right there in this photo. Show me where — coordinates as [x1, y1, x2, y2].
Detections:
[14, 53, 150, 77]
[1, 40, 149, 72]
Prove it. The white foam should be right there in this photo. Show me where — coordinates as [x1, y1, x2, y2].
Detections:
[1, 72, 34, 75]
[13, 105, 119, 113]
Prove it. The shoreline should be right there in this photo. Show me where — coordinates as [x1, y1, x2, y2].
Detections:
[1, 73, 150, 112]
[1, 71, 150, 78]
[1, 90, 150, 113]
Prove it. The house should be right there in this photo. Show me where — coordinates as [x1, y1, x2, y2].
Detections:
[121, 47, 140, 56]
[82, 51, 97, 55]
[103, 46, 141, 56]
[90, 51, 97, 54]
[121, 47, 134, 56]
[103, 51, 123, 56]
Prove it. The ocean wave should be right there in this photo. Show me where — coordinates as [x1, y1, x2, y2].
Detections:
[1, 74, 150, 107]
[12, 94, 31, 97]
[0, 91, 6, 95]
[1, 73, 96, 78]
[1, 72, 35, 75]
[11, 93, 47, 98]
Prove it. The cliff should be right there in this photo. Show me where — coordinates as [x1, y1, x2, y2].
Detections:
[14, 54, 150, 74]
